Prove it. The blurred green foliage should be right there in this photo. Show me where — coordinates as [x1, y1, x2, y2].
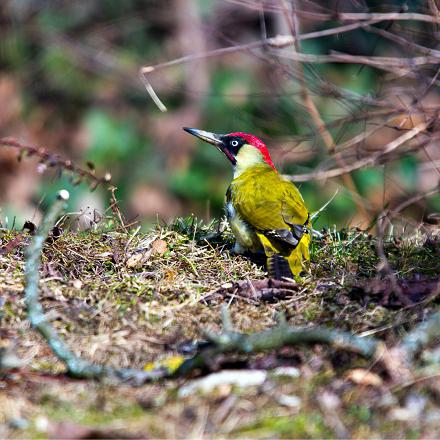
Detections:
[0, 0, 438, 229]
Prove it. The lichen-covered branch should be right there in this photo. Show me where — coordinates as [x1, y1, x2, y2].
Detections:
[175, 306, 379, 376]
[24, 190, 166, 385]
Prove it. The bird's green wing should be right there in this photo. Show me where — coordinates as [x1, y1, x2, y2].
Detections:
[230, 168, 311, 277]
[231, 170, 309, 231]
[230, 169, 309, 251]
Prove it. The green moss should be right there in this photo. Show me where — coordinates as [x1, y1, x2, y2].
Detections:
[236, 413, 333, 439]
[348, 404, 371, 423]
[41, 398, 145, 427]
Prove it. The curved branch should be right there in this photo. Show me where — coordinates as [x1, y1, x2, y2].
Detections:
[25, 190, 166, 385]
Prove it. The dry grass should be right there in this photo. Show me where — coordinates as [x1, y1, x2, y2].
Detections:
[1, 218, 440, 438]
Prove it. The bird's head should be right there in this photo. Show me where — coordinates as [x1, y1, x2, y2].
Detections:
[183, 127, 276, 173]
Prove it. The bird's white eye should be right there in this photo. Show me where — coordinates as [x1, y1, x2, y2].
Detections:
[231, 140, 239, 147]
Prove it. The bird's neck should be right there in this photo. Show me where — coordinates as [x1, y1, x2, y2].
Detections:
[233, 145, 276, 178]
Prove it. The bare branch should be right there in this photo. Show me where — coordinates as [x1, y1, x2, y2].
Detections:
[140, 20, 387, 75]
[279, 0, 371, 221]
[0, 138, 112, 189]
[365, 25, 440, 58]
[276, 51, 440, 68]
[139, 69, 168, 112]
[286, 119, 435, 182]
[225, 2, 440, 24]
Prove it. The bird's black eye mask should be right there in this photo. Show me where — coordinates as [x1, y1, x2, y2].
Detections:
[221, 136, 245, 156]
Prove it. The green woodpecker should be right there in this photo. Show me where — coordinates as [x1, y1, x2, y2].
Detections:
[183, 127, 311, 279]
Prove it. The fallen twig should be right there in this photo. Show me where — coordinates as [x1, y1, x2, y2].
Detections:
[211, 279, 300, 303]
[175, 306, 379, 376]
[24, 193, 440, 387]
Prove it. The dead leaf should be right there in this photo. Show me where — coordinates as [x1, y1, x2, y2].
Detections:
[0, 234, 24, 255]
[126, 250, 152, 269]
[151, 239, 167, 256]
[345, 368, 383, 387]
[351, 276, 440, 308]
[126, 240, 167, 269]
[164, 268, 177, 282]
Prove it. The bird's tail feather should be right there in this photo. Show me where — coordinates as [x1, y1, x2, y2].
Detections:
[267, 255, 293, 280]
[258, 231, 311, 280]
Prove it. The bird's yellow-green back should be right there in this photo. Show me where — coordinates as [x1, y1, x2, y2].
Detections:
[183, 127, 311, 279]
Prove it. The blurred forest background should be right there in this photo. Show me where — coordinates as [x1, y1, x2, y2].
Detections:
[0, 0, 439, 231]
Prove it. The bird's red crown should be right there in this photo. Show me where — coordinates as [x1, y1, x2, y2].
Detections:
[227, 132, 276, 171]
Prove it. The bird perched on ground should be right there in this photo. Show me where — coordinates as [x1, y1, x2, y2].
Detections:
[183, 127, 311, 280]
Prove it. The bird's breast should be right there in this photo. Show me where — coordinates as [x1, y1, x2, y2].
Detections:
[225, 199, 261, 253]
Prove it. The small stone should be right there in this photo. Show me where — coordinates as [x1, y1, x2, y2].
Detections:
[178, 370, 267, 398]
[9, 418, 28, 430]
[72, 279, 82, 290]
[272, 366, 301, 378]
[345, 368, 383, 387]
[277, 394, 301, 408]
[389, 407, 411, 422]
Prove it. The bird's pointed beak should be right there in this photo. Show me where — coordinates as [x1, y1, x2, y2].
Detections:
[183, 127, 223, 147]
[183, 127, 237, 164]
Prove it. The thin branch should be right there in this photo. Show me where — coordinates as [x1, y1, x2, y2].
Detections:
[334, 12, 440, 24]
[365, 25, 440, 58]
[141, 13, 440, 76]
[225, 3, 440, 24]
[140, 20, 385, 75]
[109, 186, 131, 233]
[374, 184, 440, 230]
[276, 51, 440, 68]
[139, 70, 167, 112]
[0, 138, 112, 189]
[286, 119, 435, 182]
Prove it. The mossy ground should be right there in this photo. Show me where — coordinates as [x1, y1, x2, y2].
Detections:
[1, 217, 440, 438]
